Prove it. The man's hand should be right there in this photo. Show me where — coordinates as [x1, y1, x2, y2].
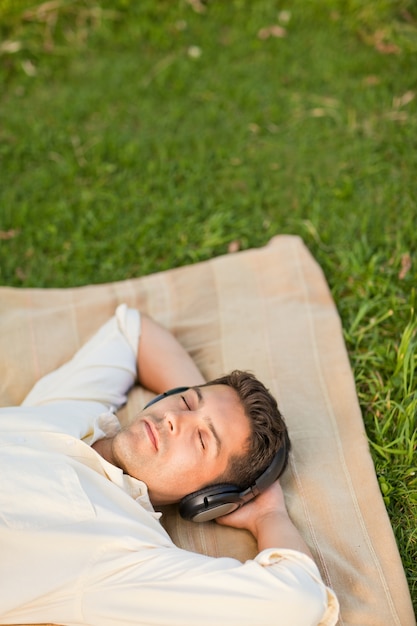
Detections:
[216, 481, 314, 559]
[216, 481, 287, 534]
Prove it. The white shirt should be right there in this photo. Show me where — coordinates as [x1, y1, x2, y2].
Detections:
[0, 304, 339, 626]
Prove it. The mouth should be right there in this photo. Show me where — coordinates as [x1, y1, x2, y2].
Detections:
[144, 421, 159, 451]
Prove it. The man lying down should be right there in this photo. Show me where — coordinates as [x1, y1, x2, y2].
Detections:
[0, 304, 339, 626]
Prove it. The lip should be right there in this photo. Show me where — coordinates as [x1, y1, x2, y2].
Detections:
[144, 421, 159, 451]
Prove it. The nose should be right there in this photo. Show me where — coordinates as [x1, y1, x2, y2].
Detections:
[164, 409, 196, 434]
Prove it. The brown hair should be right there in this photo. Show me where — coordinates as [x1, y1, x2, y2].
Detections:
[199, 370, 291, 489]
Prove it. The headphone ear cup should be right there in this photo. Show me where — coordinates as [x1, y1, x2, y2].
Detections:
[179, 484, 243, 523]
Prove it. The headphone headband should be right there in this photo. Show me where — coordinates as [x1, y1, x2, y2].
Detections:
[143, 386, 190, 409]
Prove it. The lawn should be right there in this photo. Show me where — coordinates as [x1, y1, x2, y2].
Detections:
[1, 0, 416, 611]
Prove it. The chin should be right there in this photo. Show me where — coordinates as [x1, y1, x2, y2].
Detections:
[149, 493, 180, 507]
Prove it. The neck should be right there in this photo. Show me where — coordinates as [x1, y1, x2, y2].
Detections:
[92, 437, 114, 464]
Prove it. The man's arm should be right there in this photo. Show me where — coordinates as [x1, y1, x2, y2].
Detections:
[137, 314, 206, 393]
[83, 481, 338, 626]
[22, 305, 205, 410]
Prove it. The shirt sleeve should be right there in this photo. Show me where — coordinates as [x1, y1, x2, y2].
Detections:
[82, 544, 339, 626]
[21, 304, 140, 412]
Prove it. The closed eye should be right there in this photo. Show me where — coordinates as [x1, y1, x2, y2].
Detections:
[181, 395, 191, 410]
[182, 394, 205, 450]
[198, 431, 205, 450]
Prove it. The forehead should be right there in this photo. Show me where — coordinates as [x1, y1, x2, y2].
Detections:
[197, 383, 251, 438]
[197, 383, 238, 408]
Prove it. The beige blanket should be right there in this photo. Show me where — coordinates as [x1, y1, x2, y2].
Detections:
[0, 235, 414, 626]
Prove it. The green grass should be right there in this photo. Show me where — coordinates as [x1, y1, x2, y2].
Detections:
[1, 0, 416, 611]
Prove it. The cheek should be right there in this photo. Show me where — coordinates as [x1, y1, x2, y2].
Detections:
[151, 452, 209, 501]
[160, 452, 198, 486]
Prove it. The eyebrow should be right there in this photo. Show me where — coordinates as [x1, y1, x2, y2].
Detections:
[192, 386, 222, 457]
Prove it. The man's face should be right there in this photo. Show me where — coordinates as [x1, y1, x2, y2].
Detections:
[110, 384, 251, 505]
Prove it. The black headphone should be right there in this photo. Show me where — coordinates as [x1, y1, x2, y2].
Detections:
[144, 386, 288, 523]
